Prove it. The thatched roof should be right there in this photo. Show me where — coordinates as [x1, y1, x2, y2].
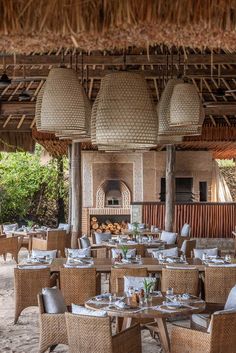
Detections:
[1, 0, 236, 53]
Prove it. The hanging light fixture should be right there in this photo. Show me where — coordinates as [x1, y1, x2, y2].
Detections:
[93, 72, 157, 150]
[40, 67, 91, 134]
[35, 82, 45, 131]
[169, 82, 203, 127]
[157, 78, 204, 141]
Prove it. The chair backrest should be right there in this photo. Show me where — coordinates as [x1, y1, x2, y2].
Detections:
[210, 311, 236, 353]
[110, 267, 148, 293]
[181, 223, 191, 237]
[47, 230, 67, 257]
[205, 267, 236, 304]
[161, 268, 199, 296]
[79, 235, 91, 249]
[65, 312, 113, 353]
[14, 268, 51, 307]
[60, 268, 97, 306]
[0, 236, 19, 254]
[181, 239, 196, 258]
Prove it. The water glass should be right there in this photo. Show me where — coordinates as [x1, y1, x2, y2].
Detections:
[225, 254, 232, 263]
[127, 286, 134, 297]
[202, 253, 207, 261]
[166, 287, 174, 296]
[136, 255, 142, 263]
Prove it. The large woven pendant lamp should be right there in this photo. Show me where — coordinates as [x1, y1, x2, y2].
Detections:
[169, 82, 203, 127]
[40, 68, 91, 134]
[35, 83, 45, 131]
[94, 72, 157, 150]
[158, 79, 204, 141]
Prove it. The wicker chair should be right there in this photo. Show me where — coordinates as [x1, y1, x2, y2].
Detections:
[32, 229, 66, 257]
[65, 313, 142, 353]
[14, 267, 55, 323]
[161, 268, 199, 296]
[205, 267, 236, 305]
[60, 268, 98, 306]
[171, 311, 236, 353]
[110, 267, 148, 294]
[37, 293, 68, 353]
[0, 235, 21, 263]
[180, 239, 196, 258]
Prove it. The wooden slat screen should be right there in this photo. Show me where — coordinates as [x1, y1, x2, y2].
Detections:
[141, 203, 236, 238]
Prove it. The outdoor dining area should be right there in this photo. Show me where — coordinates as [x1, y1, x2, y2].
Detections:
[1, 1, 236, 353]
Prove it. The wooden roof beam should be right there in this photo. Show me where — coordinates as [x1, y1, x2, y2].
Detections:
[2, 54, 236, 66]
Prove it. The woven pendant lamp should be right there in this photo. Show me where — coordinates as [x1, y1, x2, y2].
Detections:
[158, 79, 204, 139]
[94, 72, 157, 149]
[35, 83, 45, 131]
[41, 68, 91, 133]
[169, 82, 202, 127]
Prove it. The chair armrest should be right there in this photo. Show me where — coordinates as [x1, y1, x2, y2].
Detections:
[112, 324, 141, 353]
[171, 326, 211, 353]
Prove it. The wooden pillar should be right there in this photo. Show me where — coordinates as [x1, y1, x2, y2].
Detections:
[165, 144, 176, 232]
[71, 142, 82, 248]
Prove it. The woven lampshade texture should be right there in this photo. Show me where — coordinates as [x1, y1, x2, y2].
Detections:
[158, 79, 204, 138]
[40, 68, 91, 134]
[35, 83, 45, 131]
[170, 82, 203, 127]
[94, 72, 157, 150]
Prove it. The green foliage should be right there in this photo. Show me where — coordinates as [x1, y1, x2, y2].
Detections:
[120, 245, 129, 259]
[143, 279, 154, 294]
[0, 144, 68, 224]
[217, 159, 235, 168]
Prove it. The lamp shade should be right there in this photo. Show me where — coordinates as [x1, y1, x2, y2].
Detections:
[35, 83, 45, 131]
[169, 82, 202, 127]
[94, 72, 157, 149]
[40, 68, 91, 133]
[158, 79, 204, 139]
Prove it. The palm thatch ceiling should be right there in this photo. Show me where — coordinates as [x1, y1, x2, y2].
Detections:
[1, 0, 236, 52]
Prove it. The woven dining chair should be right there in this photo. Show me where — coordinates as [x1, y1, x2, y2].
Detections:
[65, 313, 142, 353]
[204, 266, 236, 305]
[32, 229, 66, 257]
[14, 267, 54, 323]
[110, 267, 148, 294]
[37, 293, 68, 353]
[60, 268, 99, 306]
[161, 268, 199, 296]
[180, 239, 196, 258]
[0, 235, 21, 263]
[171, 310, 236, 353]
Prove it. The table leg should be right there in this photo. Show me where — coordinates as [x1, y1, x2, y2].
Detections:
[155, 318, 170, 353]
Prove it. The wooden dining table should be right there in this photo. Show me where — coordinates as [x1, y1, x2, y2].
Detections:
[85, 294, 205, 353]
[11, 229, 46, 251]
[21, 257, 206, 273]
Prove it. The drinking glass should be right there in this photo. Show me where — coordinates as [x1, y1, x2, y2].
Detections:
[166, 287, 174, 296]
[136, 255, 142, 263]
[127, 286, 134, 297]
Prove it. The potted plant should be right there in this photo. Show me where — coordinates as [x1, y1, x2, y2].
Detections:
[120, 245, 129, 259]
[131, 222, 140, 241]
[143, 279, 154, 303]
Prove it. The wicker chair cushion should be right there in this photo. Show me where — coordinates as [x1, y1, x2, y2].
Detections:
[124, 276, 156, 292]
[58, 223, 70, 234]
[72, 304, 107, 317]
[152, 247, 178, 259]
[161, 231, 177, 244]
[3, 223, 18, 234]
[192, 313, 210, 330]
[225, 285, 236, 310]
[193, 248, 218, 259]
[18, 265, 49, 269]
[111, 248, 136, 259]
[94, 232, 112, 244]
[42, 287, 67, 314]
[32, 249, 57, 259]
[67, 247, 91, 258]
[80, 235, 91, 249]
[181, 224, 191, 237]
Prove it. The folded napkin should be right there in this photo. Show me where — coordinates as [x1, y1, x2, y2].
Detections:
[209, 259, 225, 264]
[127, 241, 137, 244]
[208, 263, 236, 267]
[114, 300, 126, 309]
[64, 263, 93, 268]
